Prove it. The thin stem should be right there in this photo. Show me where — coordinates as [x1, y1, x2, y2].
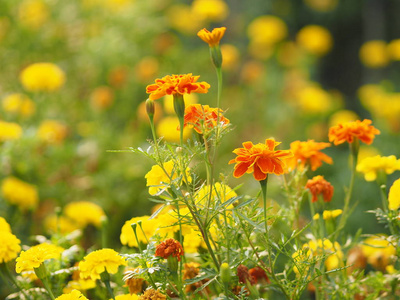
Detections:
[41, 277, 56, 300]
[1, 263, 31, 300]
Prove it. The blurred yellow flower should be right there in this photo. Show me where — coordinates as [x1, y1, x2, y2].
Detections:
[388, 178, 400, 211]
[63, 278, 96, 294]
[183, 228, 202, 253]
[0, 217, 11, 233]
[163, 94, 198, 115]
[361, 236, 395, 271]
[79, 248, 127, 281]
[240, 60, 266, 84]
[247, 15, 288, 45]
[18, 0, 49, 30]
[296, 84, 332, 113]
[357, 146, 380, 163]
[1, 177, 38, 210]
[359, 40, 389, 68]
[192, 0, 229, 22]
[37, 120, 68, 144]
[20, 62, 66, 92]
[120, 216, 157, 247]
[387, 39, 400, 61]
[356, 155, 400, 182]
[2, 93, 35, 117]
[0, 231, 21, 263]
[16, 243, 63, 273]
[304, 0, 338, 12]
[156, 116, 191, 143]
[221, 44, 240, 70]
[44, 215, 80, 234]
[328, 110, 359, 128]
[248, 40, 274, 60]
[296, 25, 333, 56]
[167, 4, 203, 35]
[90, 86, 115, 110]
[134, 57, 159, 84]
[55, 290, 89, 300]
[314, 209, 342, 220]
[64, 201, 105, 228]
[195, 182, 237, 209]
[0, 121, 23, 142]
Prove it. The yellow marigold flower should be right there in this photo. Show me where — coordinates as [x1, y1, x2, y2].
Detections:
[79, 248, 127, 281]
[286, 140, 332, 171]
[191, 0, 229, 22]
[296, 84, 333, 113]
[197, 27, 226, 47]
[63, 279, 96, 294]
[114, 294, 139, 300]
[297, 25, 333, 56]
[388, 178, 400, 211]
[314, 209, 342, 220]
[139, 289, 166, 300]
[18, 0, 48, 29]
[120, 216, 157, 247]
[0, 231, 21, 263]
[0, 121, 23, 142]
[20, 62, 65, 92]
[167, 4, 203, 35]
[304, 0, 338, 12]
[1, 177, 38, 210]
[44, 215, 80, 234]
[2, 93, 35, 117]
[55, 290, 89, 300]
[183, 228, 203, 253]
[0, 216, 11, 232]
[195, 182, 237, 209]
[247, 15, 288, 45]
[64, 201, 105, 228]
[387, 39, 400, 61]
[16, 243, 63, 273]
[359, 40, 389, 68]
[145, 160, 191, 196]
[356, 155, 400, 182]
[221, 44, 240, 70]
[37, 120, 68, 144]
[156, 116, 192, 143]
[361, 235, 395, 271]
[90, 86, 114, 110]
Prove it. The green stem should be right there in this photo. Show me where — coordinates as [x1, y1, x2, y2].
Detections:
[41, 277, 56, 300]
[1, 263, 31, 300]
[260, 177, 269, 234]
[102, 272, 116, 300]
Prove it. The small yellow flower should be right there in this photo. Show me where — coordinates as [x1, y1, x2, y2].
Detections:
[388, 178, 400, 211]
[359, 40, 389, 68]
[221, 44, 240, 70]
[20, 62, 66, 92]
[0, 121, 23, 142]
[64, 201, 105, 228]
[44, 215, 80, 234]
[197, 27, 226, 47]
[37, 120, 68, 144]
[195, 182, 237, 209]
[323, 209, 342, 220]
[296, 25, 333, 56]
[79, 248, 127, 281]
[361, 236, 395, 271]
[18, 0, 49, 30]
[55, 290, 89, 300]
[191, 0, 229, 22]
[16, 243, 63, 274]
[167, 4, 203, 35]
[2, 93, 35, 117]
[247, 15, 287, 45]
[120, 216, 157, 247]
[296, 84, 332, 113]
[0, 231, 21, 263]
[356, 155, 400, 182]
[183, 228, 202, 253]
[1, 177, 38, 210]
[387, 39, 400, 61]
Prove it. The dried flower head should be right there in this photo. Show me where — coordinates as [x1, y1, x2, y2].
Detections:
[155, 238, 184, 261]
[286, 140, 332, 171]
[139, 289, 166, 300]
[124, 268, 145, 294]
[229, 139, 293, 181]
[236, 264, 255, 285]
[328, 119, 380, 145]
[305, 175, 334, 203]
[197, 27, 226, 47]
[183, 104, 230, 135]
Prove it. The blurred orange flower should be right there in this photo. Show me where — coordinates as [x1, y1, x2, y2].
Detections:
[305, 175, 334, 203]
[229, 139, 293, 181]
[197, 27, 226, 47]
[329, 119, 380, 145]
[155, 238, 184, 261]
[286, 140, 332, 171]
[183, 104, 229, 134]
[146, 74, 210, 101]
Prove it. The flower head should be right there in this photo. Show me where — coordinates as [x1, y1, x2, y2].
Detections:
[183, 104, 230, 135]
[305, 175, 334, 203]
[16, 243, 63, 273]
[120, 216, 157, 247]
[20, 62, 65, 92]
[79, 248, 127, 281]
[356, 155, 400, 182]
[0, 217, 11, 233]
[361, 236, 395, 271]
[236, 264, 254, 285]
[296, 25, 333, 56]
[2, 93, 35, 117]
[155, 238, 184, 261]
[197, 27, 226, 47]
[328, 119, 380, 145]
[388, 178, 400, 211]
[1, 177, 38, 210]
[313, 209, 343, 220]
[146, 74, 210, 101]
[139, 289, 166, 300]
[286, 140, 333, 171]
[124, 268, 145, 294]
[55, 290, 89, 300]
[0, 121, 23, 142]
[38, 120, 68, 145]
[0, 231, 21, 263]
[64, 201, 105, 228]
[249, 266, 269, 284]
[229, 139, 293, 181]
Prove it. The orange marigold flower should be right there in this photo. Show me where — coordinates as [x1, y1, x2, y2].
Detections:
[155, 238, 184, 261]
[229, 139, 293, 181]
[249, 266, 270, 284]
[183, 104, 229, 134]
[328, 119, 380, 145]
[305, 175, 334, 203]
[197, 27, 226, 47]
[286, 140, 333, 171]
[146, 73, 210, 101]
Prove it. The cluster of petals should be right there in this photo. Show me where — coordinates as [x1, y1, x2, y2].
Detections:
[328, 119, 380, 145]
[305, 175, 334, 203]
[388, 178, 400, 211]
[197, 27, 226, 47]
[286, 140, 333, 171]
[146, 73, 210, 101]
[356, 155, 400, 182]
[229, 139, 293, 181]
[79, 248, 127, 280]
[155, 238, 184, 261]
[183, 104, 230, 134]
[139, 289, 166, 300]
[0, 217, 21, 264]
[16, 243, 63, 273]
[55, 289, 88, 300]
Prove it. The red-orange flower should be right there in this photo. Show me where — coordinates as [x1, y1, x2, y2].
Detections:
[328, 119, 380, 145]
[146, 74, 210, 101]
[197, 27, 226, 47]
[286, 140, 333, 171]
[155, 238, 184, 261]
[229, 139, 293, 181]
[249, 266, 270, 284]
[183, 104, 230, 134]
[237, 264, 255, 285]
[305, 175, 334, 203]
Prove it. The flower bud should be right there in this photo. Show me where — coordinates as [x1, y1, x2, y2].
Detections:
[145, 98, 155, 121]
[210, 46, 223, 69]
[220, 262, 231, 284]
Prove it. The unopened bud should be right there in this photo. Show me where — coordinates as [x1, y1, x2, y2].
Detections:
[210, 46, 223, 69]
[220, 262, 231, 284]
[145, 99, 155, 121]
